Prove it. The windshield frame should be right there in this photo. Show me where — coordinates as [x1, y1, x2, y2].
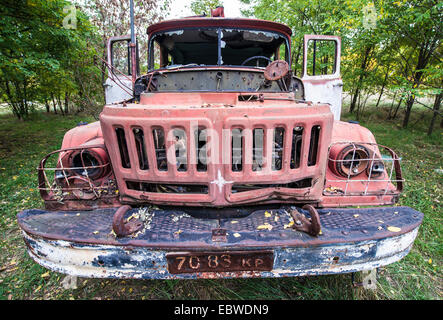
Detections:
[147, 27, 291, 71]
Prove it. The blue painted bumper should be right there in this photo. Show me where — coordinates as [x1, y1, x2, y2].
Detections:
[17, 206, 423, 279]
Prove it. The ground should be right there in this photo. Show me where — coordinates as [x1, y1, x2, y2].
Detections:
[0, 105, 441, 300]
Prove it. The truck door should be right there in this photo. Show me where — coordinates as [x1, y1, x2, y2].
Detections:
[104, 35, 139, 104]
[302, 35, 343, 120]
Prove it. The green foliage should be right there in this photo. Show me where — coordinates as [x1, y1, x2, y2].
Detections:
[0, 0, 102, 119]
[241, 0, 442, 127]
[190, 0, 224, 16]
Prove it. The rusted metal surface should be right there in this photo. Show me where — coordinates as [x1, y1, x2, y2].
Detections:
[325, 142, 403, 196]
[17, 14, 426, 281]
[290, 204, 321, 236]
[112, 205, 143, 237]
[166, 251, 273, 274]
[147, 18, 292, 39]
[18, 206, 423, 249]
[264, 60, 289, 81]
[37, 143, 119, 211]
[17, 205, 422, 279]
[210, 6, 225, 17]
[136, 69, 301, 94]
[100, 101, 334, 207]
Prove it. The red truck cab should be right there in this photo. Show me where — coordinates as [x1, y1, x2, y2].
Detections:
[17, 10, 423, 280]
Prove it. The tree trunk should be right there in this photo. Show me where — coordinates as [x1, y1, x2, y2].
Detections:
[427, 92, 442, 136]
[45, 99, 50, 113]
[350, 45, 372, 113]
[64, 92, 69, 114]
[293, 42, 302, 76]
[392, 97, 403, 120]
[51, 93, 57, 114]
[56, 94, 64, 115]
[388, 91, 398, 119]
[375, 67, 390, 108]
[402, 94, 415, 128]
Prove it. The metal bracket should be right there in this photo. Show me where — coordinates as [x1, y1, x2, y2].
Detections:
[112, 205, 143, 237]
[290, 204, 321, 236]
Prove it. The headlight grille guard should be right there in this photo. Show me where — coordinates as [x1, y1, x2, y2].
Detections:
[37, 144, 118, 203]
[324, 142, 404, 197]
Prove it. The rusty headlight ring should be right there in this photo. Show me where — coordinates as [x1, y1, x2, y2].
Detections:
[331, 144, 370, 178]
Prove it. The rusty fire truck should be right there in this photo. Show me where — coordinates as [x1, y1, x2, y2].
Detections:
[17, 6, 423, 281]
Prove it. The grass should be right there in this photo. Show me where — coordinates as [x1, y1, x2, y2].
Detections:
[0, 106, 441, 300]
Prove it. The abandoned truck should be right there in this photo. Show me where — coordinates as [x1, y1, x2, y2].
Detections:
[17, 8, 424, 280]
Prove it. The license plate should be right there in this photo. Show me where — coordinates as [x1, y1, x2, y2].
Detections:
[166, 251, 274, 274]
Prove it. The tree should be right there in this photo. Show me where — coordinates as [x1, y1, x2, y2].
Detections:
[378, 0, 442, 128]
[241, 0, 442, 130]
[0, 0, 101, 119]
[190, 0, 224, 16]
[81, 0, 169, 88]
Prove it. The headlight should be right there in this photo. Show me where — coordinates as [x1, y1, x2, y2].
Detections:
[68, 148, 109, 180]
[329, 144, 370, 177]
[366, 160, 385, 178]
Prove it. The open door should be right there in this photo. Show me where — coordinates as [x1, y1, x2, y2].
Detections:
[302, 35, 343, 120]
[104, 35, 139, 104]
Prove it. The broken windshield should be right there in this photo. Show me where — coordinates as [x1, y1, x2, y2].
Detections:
[148, 28, 289, 70]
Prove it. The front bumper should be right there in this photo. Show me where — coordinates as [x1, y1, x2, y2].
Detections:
[17, 206, 423, 279]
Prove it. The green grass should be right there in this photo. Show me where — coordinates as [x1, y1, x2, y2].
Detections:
[0, 107, 441, 300]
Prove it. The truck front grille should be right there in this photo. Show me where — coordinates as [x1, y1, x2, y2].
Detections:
[101, 104, 334, 206]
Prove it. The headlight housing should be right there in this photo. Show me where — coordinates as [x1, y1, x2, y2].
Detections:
[67, 148, 110, 180]
[329, 144, 370, 177]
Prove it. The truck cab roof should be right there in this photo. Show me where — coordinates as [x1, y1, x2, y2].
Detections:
[147, 18, 292, 70]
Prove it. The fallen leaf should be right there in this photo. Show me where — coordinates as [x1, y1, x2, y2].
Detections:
[264, 211, 271, 218]
[41, 271, 50, 278]
[231, 220, 239, 224]
[353, 214, 359, 218]
[257, 223, 273, 231]
[378, 226, 383, 230]
[387, 226, 401, 232]
[378, 220, 384, 223]
[233, 233, 241, 238]
[284, 221, 294, 229]
[93, 231, 99, 234]
[428, 258, 432, 264]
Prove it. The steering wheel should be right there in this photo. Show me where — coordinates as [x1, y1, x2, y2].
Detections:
[241, 55, 272, 66]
